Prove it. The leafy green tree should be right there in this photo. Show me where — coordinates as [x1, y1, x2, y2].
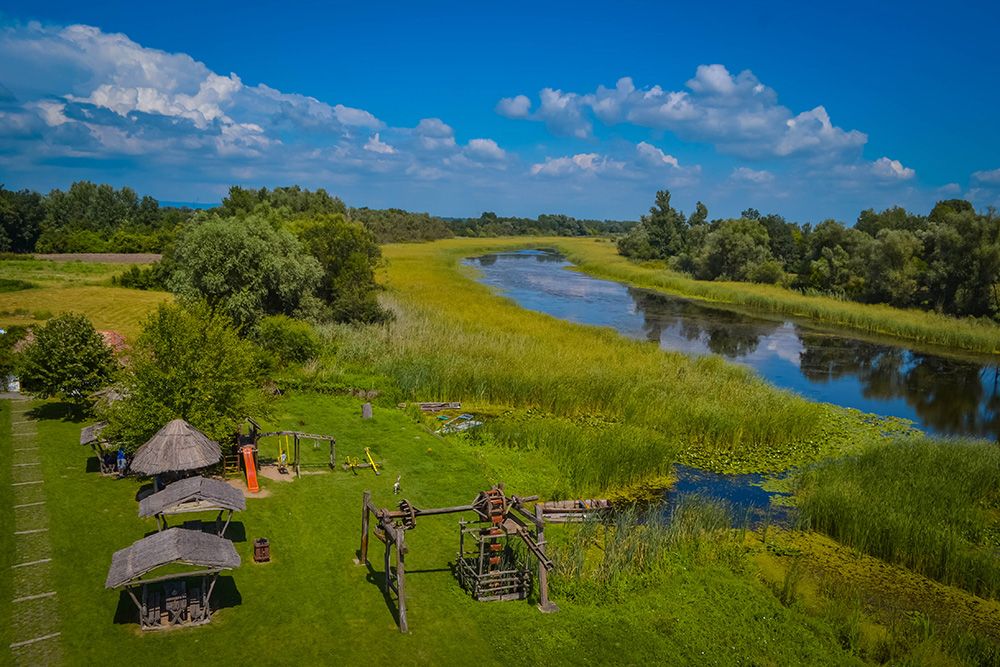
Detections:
[297, 214, 388, 323]
[644, 190, 689, 258]
[0, 186, 45, 252]
[695, 219, 779, 282]
[18, 313, 117, 403]
[102, 303, 266, 453]
[255, 315, 321, 365]
[169, 214, 323, 331]
[863, 229, 923, 306]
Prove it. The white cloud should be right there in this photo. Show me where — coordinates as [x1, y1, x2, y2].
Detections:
[364, 132, 396, 155]
[496, 94, 531, 118]
[972, 168, 1000, 184]
[871, 156, 915, 180]
[731, 167, 774, 184]
[465, 138, 506, 161]
[531, 153, 624, 177]
[499, 66, 867, 159]
[636, 141, 679, 168]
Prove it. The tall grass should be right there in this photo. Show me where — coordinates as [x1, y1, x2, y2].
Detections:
[796, 438, 1000, 598]
[551, 496, 740, 599]
[554, 237, 1000, 355]
[323, 239, 861, 488]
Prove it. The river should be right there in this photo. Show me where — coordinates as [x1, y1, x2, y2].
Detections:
[465, 249, 1000, 442]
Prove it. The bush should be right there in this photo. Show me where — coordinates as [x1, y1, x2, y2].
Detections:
[112, 260, 173, 291]
[255, 315, 321, 365]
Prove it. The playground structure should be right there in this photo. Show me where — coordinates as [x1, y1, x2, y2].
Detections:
[356, 484, 567, 633]
[342, 447, 382, 475]
[240, 418, 336, 481]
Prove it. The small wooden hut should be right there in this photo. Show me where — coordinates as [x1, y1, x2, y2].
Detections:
[138, 476, 246, 537]
[130, 419, 222, 477]
[105, 528, 240, 630]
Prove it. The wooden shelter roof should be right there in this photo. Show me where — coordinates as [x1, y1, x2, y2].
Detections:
[105, 528, 240, 589]
[80, 421, 108, 446]
[130, 419, 222, 475]
[138, 476, 246, 518]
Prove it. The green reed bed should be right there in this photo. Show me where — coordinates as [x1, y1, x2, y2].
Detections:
[326, 239, 857, 487]
[554, 238, 1000, 355]
[796, 437, 1000, 599]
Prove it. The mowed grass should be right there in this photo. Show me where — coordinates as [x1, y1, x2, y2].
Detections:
[0, 256, 168, 338]
[796, 437, 1000, 599]
[5, 394, 865, 666]
[550, 237, 1000, 355]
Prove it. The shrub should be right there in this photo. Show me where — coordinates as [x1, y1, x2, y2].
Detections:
[255, 315, 321, 365]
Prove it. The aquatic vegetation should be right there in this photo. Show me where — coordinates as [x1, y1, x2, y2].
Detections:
[796, 437, 1000, 599]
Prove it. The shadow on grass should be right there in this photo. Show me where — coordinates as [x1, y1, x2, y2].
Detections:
[363, 559, 401, 628]
[113, 576, 242, 626]
[86, 456, 102, 473]
[26, 401, 88, 423]
[140, 521, 247, 542]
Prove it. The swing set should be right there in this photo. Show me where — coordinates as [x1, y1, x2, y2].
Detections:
[243, 418, 336, 479]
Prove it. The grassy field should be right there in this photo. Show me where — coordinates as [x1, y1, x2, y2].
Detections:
[3, 394, 885, 666]
[546, 237, 1000, 355]
[0, 256, 168, 338]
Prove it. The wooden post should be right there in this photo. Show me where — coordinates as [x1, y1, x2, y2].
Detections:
[329, 440, 336, 469]
[294, 434, 300, 478]
[356, 490, 371, 565]
[397, 529, 408, 633]
[536, 504, 557, 613]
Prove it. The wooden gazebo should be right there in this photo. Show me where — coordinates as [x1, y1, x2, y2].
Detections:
[138, 476, 246, 537]
[105, 528, 240, 630]
[131, 419, 222, 477]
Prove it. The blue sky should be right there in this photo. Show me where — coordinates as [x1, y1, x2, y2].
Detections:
[1, 0, 999, 221]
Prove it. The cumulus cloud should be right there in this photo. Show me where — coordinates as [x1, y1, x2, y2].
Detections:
[731, 167, 774, 184]
[636, 141, 679, 168]
[496, 94, 531, 118]
[465, 138, 506, 161]
[364, 132, 396, 155]
[871, 156, 915, 180]
[531, 153, 624, 177]
[972, 168, 1000, 184]
[498, 65, 867, 159]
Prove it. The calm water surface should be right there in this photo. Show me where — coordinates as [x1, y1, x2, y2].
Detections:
[465, 249, 1000, 441]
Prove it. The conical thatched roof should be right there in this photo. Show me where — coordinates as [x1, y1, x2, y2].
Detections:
[130, 419, 222, 475]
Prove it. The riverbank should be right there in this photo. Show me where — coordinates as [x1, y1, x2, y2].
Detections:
[548, 237, 1000, 355]
[316, 239, 908, 483]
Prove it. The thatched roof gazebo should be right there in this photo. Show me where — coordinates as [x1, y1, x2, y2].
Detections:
[105, 528, 240, 630]
[130, 419, 222, 476]
[139, 476, 245, 536]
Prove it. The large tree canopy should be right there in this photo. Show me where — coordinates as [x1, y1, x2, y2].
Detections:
[169, 213, 323, 331]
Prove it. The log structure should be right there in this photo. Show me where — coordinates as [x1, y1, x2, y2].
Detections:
[244, 418, 336, 478]
[356, 485, 557, 632]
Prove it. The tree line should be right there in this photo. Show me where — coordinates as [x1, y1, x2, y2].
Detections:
[1, 182, 637, 253]
[618, 191, 1000, 320]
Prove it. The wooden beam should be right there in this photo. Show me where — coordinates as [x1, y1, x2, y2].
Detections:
[397, 530, 408, 633]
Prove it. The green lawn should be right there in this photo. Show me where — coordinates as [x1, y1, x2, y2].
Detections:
[4, 393, 869, 666]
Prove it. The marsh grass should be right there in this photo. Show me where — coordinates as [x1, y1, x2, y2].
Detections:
[796, 438, 1000, 598]
[554, 237, 1000, 355]
[550, 496, 743, 600]
[324, 240, 868, 488]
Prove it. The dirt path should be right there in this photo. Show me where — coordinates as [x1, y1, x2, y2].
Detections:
[7, 401, 63, 665]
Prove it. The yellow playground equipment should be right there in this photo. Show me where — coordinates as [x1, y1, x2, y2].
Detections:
[343, 447, 382, 476]
[277, 435, 290, 474]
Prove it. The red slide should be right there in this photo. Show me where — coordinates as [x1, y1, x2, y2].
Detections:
[241, 446, 260, 493]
